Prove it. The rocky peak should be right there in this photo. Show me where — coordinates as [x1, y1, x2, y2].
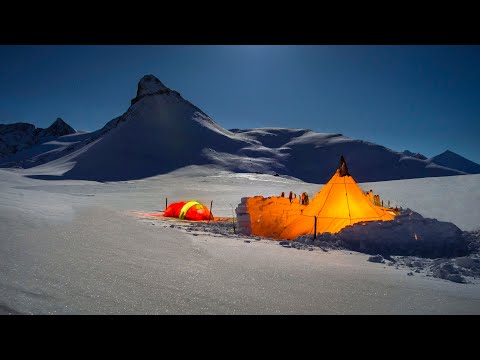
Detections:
[136, 75, 168, 97]
[38, 118, 75, 138]
[130, 75, 183, 106]
[430, 150, 480, 174]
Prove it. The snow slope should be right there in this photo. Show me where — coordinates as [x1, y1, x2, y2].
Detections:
[53, 89, 262, 181]
[2, 131, 93, 168]
[0, 167, 479, 314]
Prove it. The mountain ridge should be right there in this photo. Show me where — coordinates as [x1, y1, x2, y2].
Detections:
[0, 118, 75, 162]
[1, 75, 479, 183]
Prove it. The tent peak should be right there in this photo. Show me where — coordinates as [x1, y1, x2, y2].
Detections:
[338, 155, 350, 177]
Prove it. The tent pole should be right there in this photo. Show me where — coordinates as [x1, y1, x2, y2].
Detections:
[209, 200, 213, 221]
[165, 197, 168, 211]
[231, 206, 236, 234]
[314, 216, 317, 239]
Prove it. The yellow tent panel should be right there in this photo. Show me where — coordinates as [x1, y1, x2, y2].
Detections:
[239, 156, 395, 240]
[279, 170, 394, 239]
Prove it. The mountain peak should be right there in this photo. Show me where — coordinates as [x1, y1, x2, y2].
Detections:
[50, 117, 68, 127]
[136, 75, 168, 97]
[430, 150, 480, 174]
[40, 118, 75, 138]
[435, 150, 461, 159]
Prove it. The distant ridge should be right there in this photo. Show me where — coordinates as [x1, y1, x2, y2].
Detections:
[429, 150, 480, 174]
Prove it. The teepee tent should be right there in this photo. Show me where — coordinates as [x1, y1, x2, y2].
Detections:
[163, 200, 212, 221]
[279, 156, 395, 239]
[236, 156, 395, 240]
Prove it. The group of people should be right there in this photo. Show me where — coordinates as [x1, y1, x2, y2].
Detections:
[365, 190, 399, 212]
[280, 191, 309, 205]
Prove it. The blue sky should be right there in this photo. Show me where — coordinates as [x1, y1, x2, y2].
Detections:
[0, 45, 479, 162]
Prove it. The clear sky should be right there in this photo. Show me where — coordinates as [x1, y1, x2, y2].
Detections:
[0, 45, 479, 162]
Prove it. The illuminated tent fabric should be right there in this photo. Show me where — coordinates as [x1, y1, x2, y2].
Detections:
[238, 156, 395, 240]
[279, 162, 395, 239]
[163, 201, 212, 221]
[238, 196, 306, 239]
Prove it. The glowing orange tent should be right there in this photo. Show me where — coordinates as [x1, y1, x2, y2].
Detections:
[236, 156, 395, 240]
[163, 201, 212, 221]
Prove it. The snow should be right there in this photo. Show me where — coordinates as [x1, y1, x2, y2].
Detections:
[368, 255, 385, 263]
[3, 77, 478, 184]
[1, 165, 480, 314]
[359, 174, 480, 231]
[403, 150, 427, 160]
[283, 131, 350, 146]
[0, 118, 76, 165]
[6, 115, 468, 182]
[0, 123, 38, 160]
[1, 74, 480, 313]
[231, 128, 310, 148]
[334, 209, 466, 258]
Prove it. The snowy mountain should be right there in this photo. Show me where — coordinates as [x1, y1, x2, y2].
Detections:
[0, 123, 38, 160]
[429, 150, 480, 174]
[228, 128, 467, 183]
[0, 118, 75, 164]
[1, 75, 477, 183]
[23, 75, 271, 181]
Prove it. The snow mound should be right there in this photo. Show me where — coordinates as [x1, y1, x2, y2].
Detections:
[431, 262, 468, 283]
[293, 209, 468, 258]
[336, 209, 467, 258]
[368, 254, 385, 263]
[391, 254, 480, 284]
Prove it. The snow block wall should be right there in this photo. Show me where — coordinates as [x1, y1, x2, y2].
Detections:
[236, 197, 252, 236]
[235, 195, 306, 239]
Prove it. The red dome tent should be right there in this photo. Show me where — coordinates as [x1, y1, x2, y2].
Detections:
[163, 201, 212, 221]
